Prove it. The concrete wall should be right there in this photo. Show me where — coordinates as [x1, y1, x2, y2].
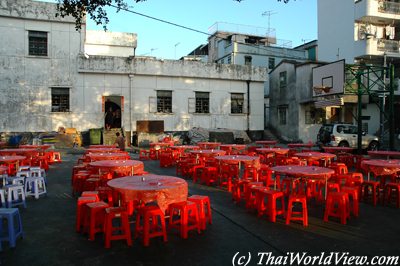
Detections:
[78, 57, 267, 133]
[85, 30, 137, 57]
[0, 0, 84, 132]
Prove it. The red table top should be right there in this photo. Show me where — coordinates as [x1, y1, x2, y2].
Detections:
[294, 152, 336, 161]
[89, 159, 143, 168]
[170, 145, 200, 151]
[256, 148, 289, 155]
[219, 144, 247, 150]
[322, 146, 354, 153]
[361, 159, 400, 176]
[0, 155, 26, 163]
[215, 155, 260, 164]
[197, 142, 221, 149]
[271, 165, 335, 180]
[107, 174, 188, 213]
[367, 151, 400, 159]
[0, 148, 37, 155]
[189, 149, 226, 157]
[85, 153, 130, 162]
[0, 165, 8, 174]
[150, 142, 174, 147]
[85, 148, 121, 153]
[255, 140, 277, 145]
[288, 143, 315, 148]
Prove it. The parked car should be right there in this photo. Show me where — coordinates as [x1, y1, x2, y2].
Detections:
[316, 123, 379, 151]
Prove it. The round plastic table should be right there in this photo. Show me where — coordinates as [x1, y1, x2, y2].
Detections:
[0, 148, 37, 156]
[215, 155, 260, 165]
[361, 159, 400, 178]
[197, 142, 221, 149]
[89, 160, 144, 177]
[219, 144, 247, 154]
[367, 151, 400, 160]
[107, 174, 188, 213]
[85, 152, 130, 162]
[189, 149, 226, 158]
[294, 152, 336, 166]
[0, 155, 26, 175]
[85, 148, 121, 154]
[19, 144, 52, 151]
[256, 148, 290, 156]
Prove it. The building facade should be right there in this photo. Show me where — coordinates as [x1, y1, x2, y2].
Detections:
[0, 0, 267, 142]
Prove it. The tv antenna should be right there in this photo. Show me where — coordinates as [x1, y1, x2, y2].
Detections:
[262, 10, 277, 35]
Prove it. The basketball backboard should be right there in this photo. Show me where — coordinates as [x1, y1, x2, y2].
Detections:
[312, 60, 345, 97]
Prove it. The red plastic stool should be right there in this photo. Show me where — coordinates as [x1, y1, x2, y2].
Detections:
[104, 207, 132, 248]
[168, 201, 201, 239]
[341, 186, 359, 217]
[83, 178, 101, 192]
[361, 181, 381, 206]
[96, 186, 115, 206]
[76, 196, 98, 232]
[84, 201, 109, 240]
[285, 194, 308, 226]
[384, 183, 400, 208]
[327, 182, 341, 194]
[139, 150, 150, 160]
[81, 191, 100, 201]
[280, 178, 298, 197]
[73, 172, 91, 195]
[52, 152, 62, 163]
[324, 192, 350, 224]
[244, 182, 264, 209]
[231, 180, 249, 203]
[188, 195, 212, 230]
[200, 166, 218, 186]
[135, 205, 167, 246]
[256, 189, 285, 222]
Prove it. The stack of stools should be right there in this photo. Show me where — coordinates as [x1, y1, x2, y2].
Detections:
[104, 207, 132, 248]
[324, 192, 350, 224]
[384, 183, 400, 208]
[168, 201, 201, 239]
[188, 195, 212, 230]
[285, 194, 308, 226]
[135, 205, 167, 246]
[256, 189, 285, 223]
[0, 208, 24, 250]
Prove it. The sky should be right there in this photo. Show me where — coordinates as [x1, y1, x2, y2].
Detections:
[51, 0, 317, 60]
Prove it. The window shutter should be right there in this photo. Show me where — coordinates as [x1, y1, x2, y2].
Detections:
[149, 96, 157, 113]
[188, 98, 195, 113]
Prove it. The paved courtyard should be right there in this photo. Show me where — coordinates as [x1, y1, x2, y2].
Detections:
[1, 149, 399, 266]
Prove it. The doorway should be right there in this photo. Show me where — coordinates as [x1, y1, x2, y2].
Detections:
[103, 96, 123, 129]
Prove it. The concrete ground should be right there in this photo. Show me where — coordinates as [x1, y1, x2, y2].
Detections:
[1, 148, 399, 266]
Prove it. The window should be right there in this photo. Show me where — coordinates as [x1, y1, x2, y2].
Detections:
[268, 57, 275, 70]
[227, 55, 231, 64]
[29, 31, 48, 56]
[244, 56, 252, 66]
[278, 105, 287, 125]
[231, 93, 244, 114]
[195, 92, 209, 113]
[157, 90, 172, 113]
[51, 88, 69, 112]
[279, 71, 287, 88]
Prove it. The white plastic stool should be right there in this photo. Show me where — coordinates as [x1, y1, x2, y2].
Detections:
[24, 176, 47, 199]
[0, 189, 6, 208]
[16, 171, 30, 178]
[18, 165, 30, 172]
[5, 185, 26, 208]
[6, 176, 25, 186]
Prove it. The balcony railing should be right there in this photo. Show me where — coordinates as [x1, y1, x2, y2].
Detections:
[378, 0, 400, 14]
[377, 39, 400, 53]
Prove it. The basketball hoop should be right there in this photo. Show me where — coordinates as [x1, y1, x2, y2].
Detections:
[313, 86, 332, 95]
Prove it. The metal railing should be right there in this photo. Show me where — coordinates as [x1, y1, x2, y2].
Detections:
[377, 39, 400, 53]
[378, 0, 400, 14]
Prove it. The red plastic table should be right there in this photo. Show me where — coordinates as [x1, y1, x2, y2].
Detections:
[89, 160, 144, 177]
[19, 144, 52, 151]
[189, 149, 226, 159]
[294, 152, 336, 166]
[256, 148, 289, 156]
[85, 148, 121, 154]
[107, 174, 188, 213]
[215, 155, 260, 165]
[197, 142, 221, 149]
[85, 152, 130, 162]
[0, 155, 26, 175]
[361, 159, 400, 180]
[219, 144, 246, 154]
[0, 148, 37, 156]
[271, 165, 335, 199]
[367, 151, 400, 160]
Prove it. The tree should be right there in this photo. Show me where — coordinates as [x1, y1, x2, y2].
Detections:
[56, 0, 292, 30]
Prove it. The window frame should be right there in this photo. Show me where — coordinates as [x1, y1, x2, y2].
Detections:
[244, 55, 252, 66]
[28, 30, 48, 56]
[156, 90, 172, 113]
[279, 71, 287, 88]
[231, 93, 245, 114]
[51, 87, 70, 113]
[278, 105, 287, 125]
[195, 92, 210, 114]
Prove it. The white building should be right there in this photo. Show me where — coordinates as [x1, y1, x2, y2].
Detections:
[0, 0, 267, 143]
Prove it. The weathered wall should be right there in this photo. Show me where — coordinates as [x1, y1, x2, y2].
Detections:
[0, 0, 84, 132]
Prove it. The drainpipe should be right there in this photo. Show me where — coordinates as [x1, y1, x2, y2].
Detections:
[246, 80, 251, 133]
[129, 74, 134, 145]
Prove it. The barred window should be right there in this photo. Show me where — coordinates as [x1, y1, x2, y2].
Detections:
[157, 90, 172, 113]
[268, 57, 275, 70]
[29, 31, 48, 56]
[279, 71, 287, 88]
[278, 105, 287, 125]
[231, 93, 244, 114]
[195, 92, 209, 113]
[245, 56, 252, 66]
[51, 88, 69, 112]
